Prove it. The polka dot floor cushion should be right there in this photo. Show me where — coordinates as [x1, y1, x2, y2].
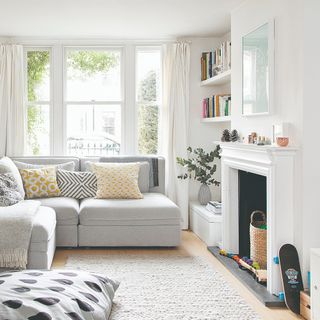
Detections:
[0, 269, 119, 320]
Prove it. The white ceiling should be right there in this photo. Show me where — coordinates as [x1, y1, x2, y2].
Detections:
[0, 0, 243, 39]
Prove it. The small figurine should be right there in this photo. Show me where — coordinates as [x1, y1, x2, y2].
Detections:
[221, 129, 231, 142]
[230, 129, 239, 142]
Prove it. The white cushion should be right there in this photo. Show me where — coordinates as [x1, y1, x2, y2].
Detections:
[79, 193, 181, 226]
[37, 197, 79, 225]
[14, 160, 75, 171]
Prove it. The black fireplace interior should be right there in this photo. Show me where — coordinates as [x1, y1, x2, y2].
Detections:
[238, 170, 267, 258]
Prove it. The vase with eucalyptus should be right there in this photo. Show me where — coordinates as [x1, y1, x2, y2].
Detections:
[176, 145, 221, 205]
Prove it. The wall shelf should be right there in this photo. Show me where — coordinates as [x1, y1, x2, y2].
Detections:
[201, 70, 231, 87]
[201, 116, 231, 123]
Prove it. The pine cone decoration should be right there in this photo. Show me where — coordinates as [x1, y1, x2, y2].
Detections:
[221, 129, 231, 142]
[230, 129, 239, 142]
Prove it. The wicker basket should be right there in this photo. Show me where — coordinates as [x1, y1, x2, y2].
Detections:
[250, 210, 267, 269]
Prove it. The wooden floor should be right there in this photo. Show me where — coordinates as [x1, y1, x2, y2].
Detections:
[53, 231, 302, 320]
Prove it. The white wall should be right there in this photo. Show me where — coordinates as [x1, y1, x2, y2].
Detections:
[230, 0, 320, 285]
[302, 0, 320, 282]
[186, 37, 231, 204]
[231, 0, 303, 145]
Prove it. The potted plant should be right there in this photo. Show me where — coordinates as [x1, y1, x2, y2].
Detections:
[176, 145, 221, 205]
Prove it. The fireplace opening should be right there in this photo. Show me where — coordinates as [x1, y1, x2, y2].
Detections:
[238, 170, 267, 259]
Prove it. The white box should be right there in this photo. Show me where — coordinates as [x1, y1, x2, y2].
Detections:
[190, 201, 222, 246]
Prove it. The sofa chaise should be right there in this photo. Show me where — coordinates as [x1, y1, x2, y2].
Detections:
[11, 156, 181, 269]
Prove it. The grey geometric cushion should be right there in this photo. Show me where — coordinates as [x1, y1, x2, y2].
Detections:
[0, 173, 23, 206]
[57, 170, 97, 199]
[14, 160, 75, 171]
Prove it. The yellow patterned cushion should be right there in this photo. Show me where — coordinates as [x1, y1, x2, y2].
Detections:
[20, 167, 61, 199]
[92, 163, 143, 199]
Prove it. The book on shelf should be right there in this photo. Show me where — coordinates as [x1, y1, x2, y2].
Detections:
[202, 95, 231, 118]
[201, 40, 231, 81]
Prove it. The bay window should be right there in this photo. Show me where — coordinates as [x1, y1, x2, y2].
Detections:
[24, 44, 162, 156]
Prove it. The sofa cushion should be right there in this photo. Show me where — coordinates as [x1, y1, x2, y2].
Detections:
[0, 157, 25, 198]
[12, 157, 80, 171]
[57, 169, 97, 199]
[14, 160, 76, 171]
[30, 206, 56, 245]
[86, 160, 150, 193]
[92, 162, 143, 199]
[79, 193, 181, 226]
[0, 173, 23, 206]
[37, 197, 79, 225]
[20, 167, 61, 199]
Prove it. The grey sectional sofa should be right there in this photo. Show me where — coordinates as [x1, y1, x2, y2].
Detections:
[12, 156, 181, 269]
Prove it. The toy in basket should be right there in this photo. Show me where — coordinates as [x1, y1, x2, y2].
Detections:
[250, 210, 267, 269]
[219, 249, 267, 283]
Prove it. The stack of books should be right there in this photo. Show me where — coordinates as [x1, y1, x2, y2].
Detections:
[206, 201, 222, 215]
[201, 41, 231, 81]
[202, 95, 231, 118]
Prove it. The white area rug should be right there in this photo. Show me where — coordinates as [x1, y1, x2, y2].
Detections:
[66, 254, 261, 320]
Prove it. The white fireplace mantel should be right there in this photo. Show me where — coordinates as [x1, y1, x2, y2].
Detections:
[216, 142, 297, 295]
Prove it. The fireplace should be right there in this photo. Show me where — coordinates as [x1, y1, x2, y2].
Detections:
[238, 171, 266, 258]
[218, 142, 297, 295]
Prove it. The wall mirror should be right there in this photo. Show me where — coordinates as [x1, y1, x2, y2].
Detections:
[242, 22, 273, 116]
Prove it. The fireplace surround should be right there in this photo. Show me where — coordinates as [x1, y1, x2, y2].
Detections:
[218, 142, 297, 295]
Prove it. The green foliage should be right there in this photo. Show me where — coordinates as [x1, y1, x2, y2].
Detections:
[138, 105, 158, 154]
[27, 50, 118, 155]
[138, 69, 158, 102]
[67, 51, 119, 78]
[176, 145, 221, 186]
[138, 70, 159, 154]
[27, 51, 49, 102]
[27, 51, 50, 155]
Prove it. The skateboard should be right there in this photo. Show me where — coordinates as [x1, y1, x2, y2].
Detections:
[279, 244, 304, 314]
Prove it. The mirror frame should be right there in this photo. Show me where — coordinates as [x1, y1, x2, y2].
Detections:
[241, 19, 275, 117]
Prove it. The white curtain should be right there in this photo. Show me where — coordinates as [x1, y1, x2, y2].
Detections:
[0, 44, 26, 157]
[161, 42, 190, 229]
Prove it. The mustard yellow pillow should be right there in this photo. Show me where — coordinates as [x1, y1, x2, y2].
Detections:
[20, 167, 61, 199]
[92, 163, 143, 199]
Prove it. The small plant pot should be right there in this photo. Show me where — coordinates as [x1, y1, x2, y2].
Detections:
[198, 184, 212, 205]
[276, 137, 289, 147]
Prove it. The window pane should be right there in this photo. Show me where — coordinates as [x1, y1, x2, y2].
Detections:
[27, 51, 50, 102]
[136, 49, 161, 103]
[27, 105, 50, 155]
[138, 104, 159, 155]
[66, 104, 121, 156]
[66, 50, 121, 101]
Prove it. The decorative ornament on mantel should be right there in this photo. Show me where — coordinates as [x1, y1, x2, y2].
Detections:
[176, 146, 221, 205]
[221, 129, 231, 142]
[230, 129, 239, 142]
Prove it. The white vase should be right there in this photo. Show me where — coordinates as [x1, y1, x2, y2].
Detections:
[198, 184, 211, 205]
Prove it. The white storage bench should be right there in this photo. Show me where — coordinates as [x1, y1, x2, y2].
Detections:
[190, 201, 222, 246]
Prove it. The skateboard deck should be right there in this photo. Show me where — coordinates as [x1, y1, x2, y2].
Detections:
[279, 244, 304, 314]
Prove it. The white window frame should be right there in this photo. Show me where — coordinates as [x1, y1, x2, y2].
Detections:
[22, 41, 164, 157]
[135, 46, 162, 154]
[63, 46, 124, 155]
[24, 46, 54, 155]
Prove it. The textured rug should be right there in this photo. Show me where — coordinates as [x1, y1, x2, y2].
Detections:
[65, 254, 261, 320]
